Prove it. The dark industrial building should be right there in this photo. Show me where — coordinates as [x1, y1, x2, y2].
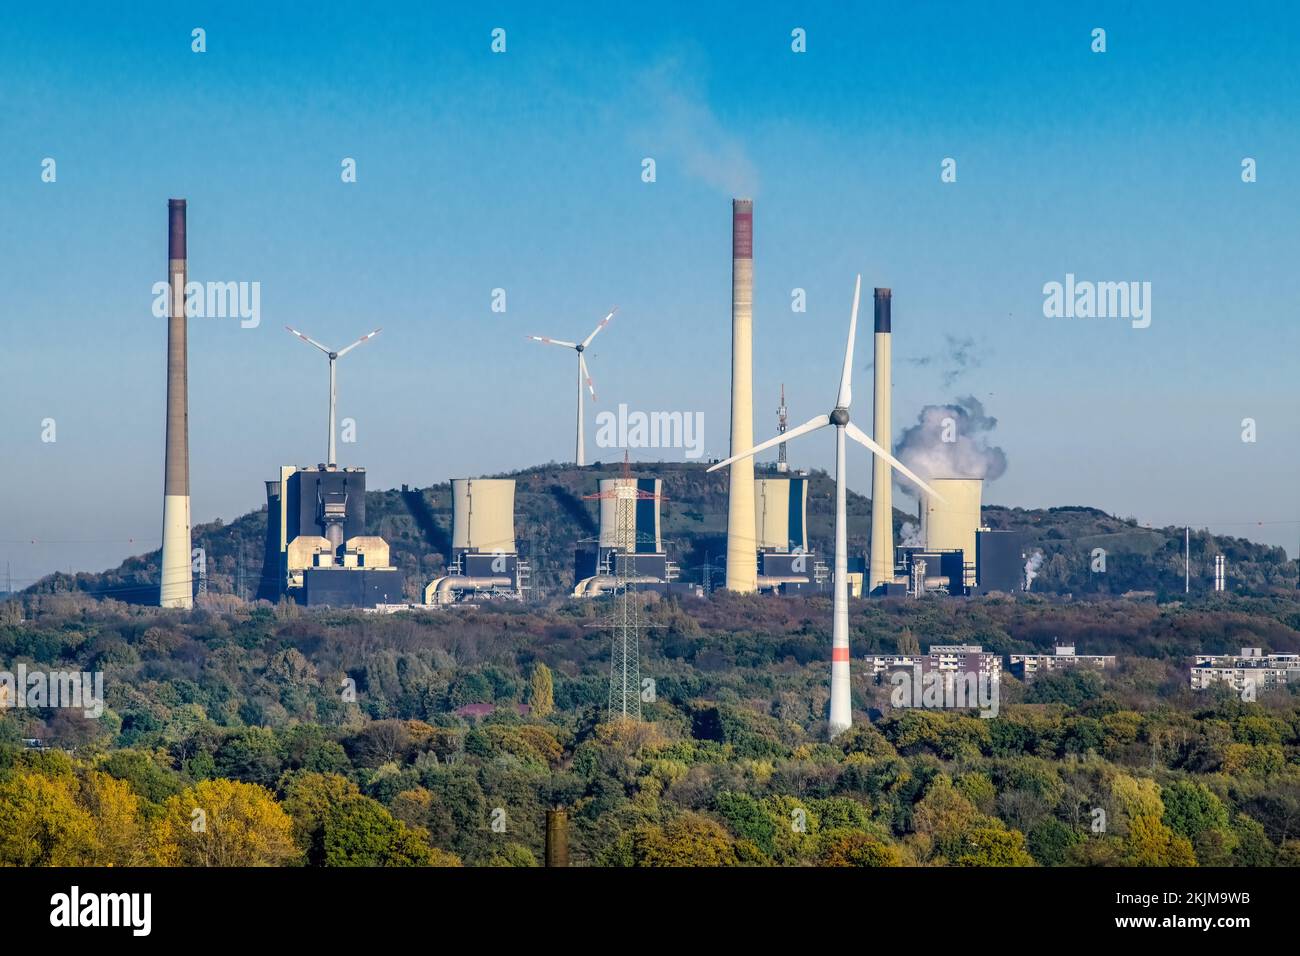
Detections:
[895, 529, 1024, 597]
[973, 529, 1024, 594]
[259, 464, 400, 608]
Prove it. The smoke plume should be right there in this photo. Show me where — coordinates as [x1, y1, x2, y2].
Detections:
[632, 59, 759, 197]
[901, 335, 981, 387]
[893, 396, 1008, 494]
[1024, 550, 1045, 590]
[899, 521, 923, 548]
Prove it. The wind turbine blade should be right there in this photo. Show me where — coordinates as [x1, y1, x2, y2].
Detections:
[836, 275, 861, 408]
[844, 421, 945, 502]
[525, 335, 578, 349]
[581, 308, 618, 349]
[285, 325, 331, 354]
[336, 327, 383, 357]
[706, 415, 830, 472]
[580, 353, 596, 400]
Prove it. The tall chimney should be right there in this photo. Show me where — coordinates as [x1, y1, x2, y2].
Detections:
[868, 288, 892, 593]
[724, 199, 757, 592]
[545, 808, 570, 867]
[160, 199, 193, 609]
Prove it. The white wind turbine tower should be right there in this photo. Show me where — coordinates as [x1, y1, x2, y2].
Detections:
[526, 309, 617, 466]
[285, 325, 382, 467]
[708, 276, 943, 737]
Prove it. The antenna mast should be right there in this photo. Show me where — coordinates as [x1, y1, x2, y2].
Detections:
[776, 384, 789, 473]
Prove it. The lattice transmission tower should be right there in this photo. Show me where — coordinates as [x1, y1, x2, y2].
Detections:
[584, 454, 665, 722]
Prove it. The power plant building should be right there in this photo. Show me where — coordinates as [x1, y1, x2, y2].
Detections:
[261, 464, 401, 608]
[574, 476, 694, 597]
[425, 479, 527, 605]
[973, 529, 1024, 593]
[753, 476, 827, 593]
[894, 481, 1026, 597]
[920, 478, 982, 589]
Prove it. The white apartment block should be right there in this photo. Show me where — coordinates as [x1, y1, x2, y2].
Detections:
[1190, 647, 1300, 693]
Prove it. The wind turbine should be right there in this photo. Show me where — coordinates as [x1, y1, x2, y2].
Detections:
[526, 309, 617, 466]
[707, 276, 943, 737]
[285, 325, 382, 467]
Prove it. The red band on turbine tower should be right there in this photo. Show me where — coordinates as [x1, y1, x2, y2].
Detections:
[732, 199, 753, 260]
[832, 647, 850, 662]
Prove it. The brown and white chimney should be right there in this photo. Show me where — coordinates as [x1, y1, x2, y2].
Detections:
[160, 198, 193, 608]
[868, 288, 893, 593]
[724, 198, 758, 592]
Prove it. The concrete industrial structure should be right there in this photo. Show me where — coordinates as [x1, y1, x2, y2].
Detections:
[1010, 642, 1116, 681]
[724, 199, 758, 593]
[262, 465, 401, 608]
[868, 289, 894, 594]
[709, 274, 941, 737]
[974, 529, 1025, 593]
[753, 475, 826, 592]
[159, 199, 193, 609]
[425, 478, 527, 605]
[574, 475, 691, 596]
[920, 478, 983, 589]
[1190, 647, 1300, 693]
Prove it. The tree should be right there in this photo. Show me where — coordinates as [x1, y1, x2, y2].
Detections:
[1231, 813, 1276, 866]
[78, 770, 149, 866]
[819, 832, 902, 867]
[529, 663, 555, 720]
[98, 749, 185, 802]
[1162, 780, 1233, 863]
[1124, 813, 1197, 867]
[1027, 818, 1083, 866]
[320, 795, 435, 867]
[155, 779, 299, 866]
[0, 772, 96, 866]
[280, 772, 360, 856]
[954, 825, 1036, 866]
[626, 813, 741, 867]
[486, 843, 538, 867]
[1162, 781, 1229, 841]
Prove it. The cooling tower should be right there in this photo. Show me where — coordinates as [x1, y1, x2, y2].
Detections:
[451, 479, 517, 553]
[598, 478, 662, 552]
[724, 198, 758, 592]
[921, 478, 983, 576]
[868, 289, 893, 593]
[754, 477, 808, 553]
[159, 198, 193, 608]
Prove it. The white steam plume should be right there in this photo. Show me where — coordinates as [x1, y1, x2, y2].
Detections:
[1024, 550, 1045, 591]
[893, 396, 1008, 495]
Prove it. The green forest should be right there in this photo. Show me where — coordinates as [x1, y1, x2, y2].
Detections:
[3, 590, 1300, 866]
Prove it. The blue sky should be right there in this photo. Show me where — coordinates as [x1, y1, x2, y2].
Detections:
[3, 1, 1299, 586]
